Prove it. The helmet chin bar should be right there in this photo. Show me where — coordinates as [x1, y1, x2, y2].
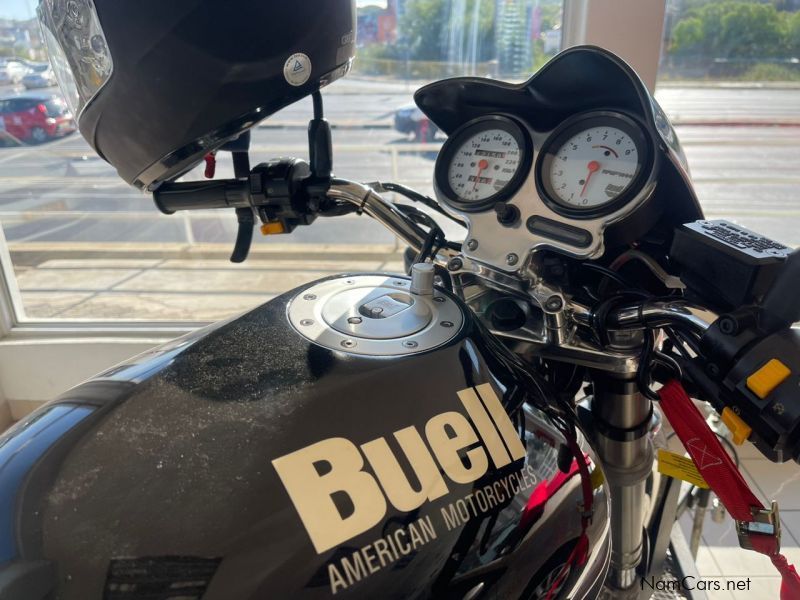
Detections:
[152, 92, 335, 263]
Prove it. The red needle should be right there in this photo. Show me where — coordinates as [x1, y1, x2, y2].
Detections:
[580, 160, 601, 197]
[472, 158, 489, 190]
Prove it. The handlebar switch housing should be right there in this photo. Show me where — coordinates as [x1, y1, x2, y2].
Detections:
[692, 326, 800, 464]
[249, 158, 316, 234]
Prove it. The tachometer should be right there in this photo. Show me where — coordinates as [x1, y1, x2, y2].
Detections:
[537, 112, 651, 218]
[435, 116, 532, 212]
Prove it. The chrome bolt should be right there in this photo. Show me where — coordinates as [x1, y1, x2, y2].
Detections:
[340, 339, 356, 348]
[299, 319, 314, 326]
[347, 317, 362, 324]
[303, 293, 317, 301]
[447, 258, 463, 271]
[506, 253, 519, 266]
[402, 341, 418, 348]
[466, 239, 479, 251]
[544, 296, 563, 312]
[434, 296, 445, 303]
[441, 321, 454, 328]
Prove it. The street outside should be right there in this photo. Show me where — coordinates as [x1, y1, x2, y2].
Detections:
[1, 78, 799, 320]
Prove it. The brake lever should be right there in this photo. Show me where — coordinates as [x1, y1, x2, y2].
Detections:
[230, 207, 255, 263]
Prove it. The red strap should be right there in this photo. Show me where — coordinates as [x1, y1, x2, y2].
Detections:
[658, 380, 759, 521]
[659, 380, 800, 600]
[204, 152, 216, 179]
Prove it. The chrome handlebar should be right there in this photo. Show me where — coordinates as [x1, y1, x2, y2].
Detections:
[328, 180, 428, 252]
[606, 300, 718, 335]
[327, 179, 458, 266]
[329, 181, 719, 374]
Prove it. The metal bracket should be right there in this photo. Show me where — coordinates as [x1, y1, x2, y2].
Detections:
[736, 501, 781, 552]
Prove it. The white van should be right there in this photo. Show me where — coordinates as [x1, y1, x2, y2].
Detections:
[0, 59, 30, 85]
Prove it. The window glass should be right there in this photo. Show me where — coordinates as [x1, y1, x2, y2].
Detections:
[656, 0, 800, 247]
[0, 1, 564, 322]
[43, 98, 67, 117]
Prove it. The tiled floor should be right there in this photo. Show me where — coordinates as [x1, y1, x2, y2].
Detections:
[670, 433, 800, 599]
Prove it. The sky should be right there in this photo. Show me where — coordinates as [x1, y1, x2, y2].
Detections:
[2, 0, 386, 20]
[1, 0, 36, 21]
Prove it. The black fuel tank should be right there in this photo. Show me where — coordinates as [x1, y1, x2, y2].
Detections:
[0, 274, 609, 600]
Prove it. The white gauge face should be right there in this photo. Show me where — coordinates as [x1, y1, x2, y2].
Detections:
[447, 128, 522, 203]
[547, 125, 641, 209]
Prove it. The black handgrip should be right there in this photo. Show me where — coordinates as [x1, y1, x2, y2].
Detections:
[761, 248, 800, 332]
[153, 180, 251, 214]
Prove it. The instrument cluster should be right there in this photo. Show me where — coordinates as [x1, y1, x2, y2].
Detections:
[433, 110, 657, 270]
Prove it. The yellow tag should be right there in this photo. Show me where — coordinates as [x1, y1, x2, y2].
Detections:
[657, 449, 709, 489]
[590, 466, 605, 489]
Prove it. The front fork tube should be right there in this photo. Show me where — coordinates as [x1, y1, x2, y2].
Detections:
[591, 375, 654, 591]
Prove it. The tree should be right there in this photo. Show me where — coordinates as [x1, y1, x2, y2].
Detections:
[400, 0, 494, 62]
[670, 1, 788, 58]
[787, 11, 800, 56]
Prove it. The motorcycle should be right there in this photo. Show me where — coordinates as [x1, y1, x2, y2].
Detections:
[1, 46, 799, 600]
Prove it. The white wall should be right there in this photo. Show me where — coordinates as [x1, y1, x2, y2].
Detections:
[563, 0, 667, 92]
[0, 338, 164, 421]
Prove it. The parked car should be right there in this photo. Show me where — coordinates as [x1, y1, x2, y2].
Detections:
[0, 94, 77, 143]
[22, 65, 57, 89]
[394, 103, 438, 142]
[0, 59, 30, 85]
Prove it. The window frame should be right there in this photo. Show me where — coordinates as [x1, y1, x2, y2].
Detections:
[0, 0, 668, 412]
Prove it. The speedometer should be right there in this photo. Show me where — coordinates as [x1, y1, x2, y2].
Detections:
[537, 112, 651, 218]
[435, 116, 532, 212]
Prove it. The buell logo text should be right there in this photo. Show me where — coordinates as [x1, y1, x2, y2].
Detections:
[272, 384, 526, 553]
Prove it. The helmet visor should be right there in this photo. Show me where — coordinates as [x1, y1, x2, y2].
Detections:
[37, 0, 113, 116]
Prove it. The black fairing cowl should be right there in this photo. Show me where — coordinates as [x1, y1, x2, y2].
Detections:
[0, 277, 609, 599]
[414, 45, 704, 231]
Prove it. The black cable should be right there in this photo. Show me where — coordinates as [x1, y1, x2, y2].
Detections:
[434, 264, 453, 292]
[664, 327, 693, 360]
[471, 316, 575, 422]
[413, 227, 439, 266]
[380, 182, 467, 227]
[311, 91, 324, 120]
[394, 203, 447, 264]
[588, 286, 690, 401]
[637, 330, 661, 401]
[317, 201, 358, 217]
[673, 327, 702, 355]
[395, 202, 440, 231]
[582, 262, 637, 290]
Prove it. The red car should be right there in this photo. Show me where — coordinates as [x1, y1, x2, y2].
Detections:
[0, 94, 77, 144]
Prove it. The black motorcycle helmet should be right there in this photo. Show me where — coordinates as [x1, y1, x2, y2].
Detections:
[38, 0, 357, 190]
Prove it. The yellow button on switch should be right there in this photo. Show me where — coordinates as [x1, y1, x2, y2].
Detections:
[746, 359, 791, 399]
[721, 407, 752, 445]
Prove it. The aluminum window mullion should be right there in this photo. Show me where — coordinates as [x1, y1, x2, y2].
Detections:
[0, 221, 23, 337]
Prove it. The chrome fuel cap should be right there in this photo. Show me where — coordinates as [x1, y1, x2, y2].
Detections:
[287, 274, 464, 356]
[322, 286, 432, 340]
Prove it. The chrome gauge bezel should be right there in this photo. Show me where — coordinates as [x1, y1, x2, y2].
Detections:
[434, 115, 533, 213]
[535, 111, 653, 220]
